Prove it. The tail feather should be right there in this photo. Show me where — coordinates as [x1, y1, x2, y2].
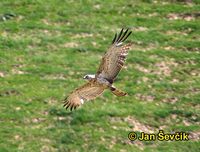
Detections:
[110, 87, 127, 96]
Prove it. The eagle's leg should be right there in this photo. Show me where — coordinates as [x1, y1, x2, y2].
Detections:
[96, 77, 127, 96]
[109, 86, 127, 96]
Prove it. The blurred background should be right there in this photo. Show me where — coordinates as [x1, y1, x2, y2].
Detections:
[0, 0, 200, 151]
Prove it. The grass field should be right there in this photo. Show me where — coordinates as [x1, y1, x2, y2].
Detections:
[0, 0, 200, 151]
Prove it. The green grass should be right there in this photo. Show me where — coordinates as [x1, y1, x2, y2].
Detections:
[0, 0, 200, 151]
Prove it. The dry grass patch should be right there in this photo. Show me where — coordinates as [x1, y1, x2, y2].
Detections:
[63, 42, 79, 48]
[124, 116, 156, 133]
[135, 94, 155, 102]
[189, 131, 200, 141]
[135, 59, 178, 77]
[167, 12, 200, 21]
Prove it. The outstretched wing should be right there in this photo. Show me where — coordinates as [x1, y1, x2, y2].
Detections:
[96, 28, 132, 83]
[63, 80, 105, 111]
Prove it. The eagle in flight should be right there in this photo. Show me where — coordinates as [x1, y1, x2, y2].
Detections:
[64, 28, 132, 111]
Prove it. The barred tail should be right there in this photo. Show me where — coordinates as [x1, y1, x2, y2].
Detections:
[110, 87, 127, 96]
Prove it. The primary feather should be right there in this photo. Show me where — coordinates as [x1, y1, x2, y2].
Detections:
[64, 80, 105, 111]
[96, 28, 132, 82]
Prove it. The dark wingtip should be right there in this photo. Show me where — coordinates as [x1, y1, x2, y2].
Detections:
[65, 104, 70, 110]
[113, 28, 132, 45]
[121, 31, 132, 43]
[112, 33, 117, 44]
[116, 28, 124, 42]
[118, 28, 129, 43]
[63, 98, 71, 110]
[63, 100, 77, 111]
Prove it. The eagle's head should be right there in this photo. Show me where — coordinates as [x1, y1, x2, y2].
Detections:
[83, 74, 95, 80]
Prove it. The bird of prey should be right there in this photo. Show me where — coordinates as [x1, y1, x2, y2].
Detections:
[64, 28, 132, 111]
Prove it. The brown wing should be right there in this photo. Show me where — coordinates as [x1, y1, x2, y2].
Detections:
[63, 80, 105, 111]
[96, 28, 132, 82]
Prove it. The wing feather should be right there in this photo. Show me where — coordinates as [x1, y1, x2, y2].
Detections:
[63, 81, 105, 111]
[118, 29, 129, 42]
[97, 28, 132, 82]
